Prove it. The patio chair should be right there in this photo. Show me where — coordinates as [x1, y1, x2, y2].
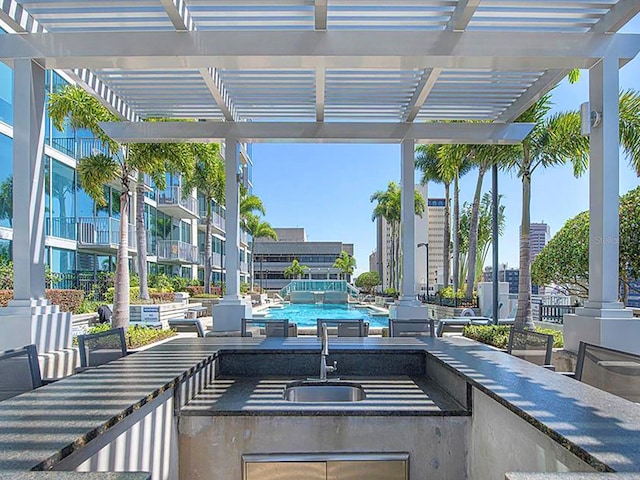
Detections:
[574, 342, 640, 403]
[77, 327, 128, 369]
[435, 302, 503, 336]
[0, 344, 45, 401]
[507, 328, 554, 368]
[241, 318, 292, 338]
[316, 319, 368, 337]
[389, 318, 435, 338]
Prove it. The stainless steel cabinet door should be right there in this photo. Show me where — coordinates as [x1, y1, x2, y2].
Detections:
[245, 461, 326, 480]
[327, 460, 407, 480]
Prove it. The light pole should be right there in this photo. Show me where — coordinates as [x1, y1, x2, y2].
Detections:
[417, 242, 429, 298]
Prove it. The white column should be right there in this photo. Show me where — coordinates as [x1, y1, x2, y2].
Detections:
[399, 139, 417, 303]
[211, 137, 251, 332]
[586, 55, 623, 310]
[564, 55, 635, 353]
[13, 59, 46, 301]
[0, 60, 72, 353]
[223, 137, 241, 300]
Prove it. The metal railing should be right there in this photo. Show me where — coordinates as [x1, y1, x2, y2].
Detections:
[52, 270, 110, 301]
[538, 304, 576, 324]
[157, 186, 198, 217]
[156, 240, 198, 264]
[47, 217, 77, 240]
[418, 293, 479, 308]
[280, 280, 359, 300]
[198, 210, 226, 231]
[77, 217, 135, 249]
[240, 261, 249, 272]
[198, 252, 223, 268]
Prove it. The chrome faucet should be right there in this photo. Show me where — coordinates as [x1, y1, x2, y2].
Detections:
[320, 324, 337, 381]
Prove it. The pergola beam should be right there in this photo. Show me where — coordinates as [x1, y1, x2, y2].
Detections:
[2, 31, 638, 71]
[100, 121, 534, 144]
[159, 0, 194, 31]
[199, 67, 238, 121]
[402, 68, 442, 122]
[0, 0, 137, 121]
[592, 0, 640, 33]
[315, 68, 325, 122]
[447, 0, 480, 31]
[315, 0, 327, 31]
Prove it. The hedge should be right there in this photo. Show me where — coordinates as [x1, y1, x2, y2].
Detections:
[0, 289, 85, 313]
[150, 292, 175, 303]
[186, 285, 223, 297]
[462, 325, 564, 349]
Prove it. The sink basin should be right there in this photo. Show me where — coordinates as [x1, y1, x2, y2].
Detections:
[283, 381, 366, 402]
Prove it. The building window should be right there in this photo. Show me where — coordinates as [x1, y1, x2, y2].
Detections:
[0, 63, 12, 126]
[49, 247, 76, 274]
[0, 133, 12, 228]
[49, 158, 76, 240]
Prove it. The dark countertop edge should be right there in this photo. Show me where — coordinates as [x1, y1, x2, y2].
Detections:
[421, 349, 616, 473]
[31, 355, 217, 471]
[179, 409, 470, 417]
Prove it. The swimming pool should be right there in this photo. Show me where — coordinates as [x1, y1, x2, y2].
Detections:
[264, 303, 388, 328]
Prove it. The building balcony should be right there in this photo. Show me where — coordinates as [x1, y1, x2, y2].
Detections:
[156, 240, 198, 264]
[156, 186, 199, 220]
[48, 217, 77, 241]
[198, 251, 223, 269]
[240, 230, 249, 247]
[198, 210, 225, 234]
[240, 261, 249, 273]
[76, 217, 135, 253]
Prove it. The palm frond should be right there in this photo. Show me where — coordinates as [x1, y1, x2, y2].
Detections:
[76, 154, 120, 206]
[619, 89, 640, 176]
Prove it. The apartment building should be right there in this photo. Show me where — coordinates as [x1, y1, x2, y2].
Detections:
[0, 64, 252, 287]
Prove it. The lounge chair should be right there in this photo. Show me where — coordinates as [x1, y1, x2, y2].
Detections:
[435, 303, 502, 337]
[317, 319, 368, 337]
[241, 318, 294, 338]
[169, 318, 206, 337]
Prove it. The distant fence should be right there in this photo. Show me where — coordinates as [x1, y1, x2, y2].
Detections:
[418, 293, 478, 308]
[538, 304, 576, 324]
[53, 271, 109, 301]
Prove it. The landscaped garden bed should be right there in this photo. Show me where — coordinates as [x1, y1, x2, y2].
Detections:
[86, 323, 177, 349]
[462, 324, 564, 349]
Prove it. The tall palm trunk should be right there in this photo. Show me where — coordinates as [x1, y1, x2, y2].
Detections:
[515, 144, 534, 330]
[250, 239, 255, 292]
[204, 202, 213, 294]
[443, 182, 451, 288]
[452, 176, 460, 293]
[135, 178, 149, 300]
[113, 190, 131, 328]
[395, 223, 401, 291]
[465, 166, 486, 298]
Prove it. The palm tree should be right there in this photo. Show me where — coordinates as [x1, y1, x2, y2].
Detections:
[508, 94, 590, 330]
[371, 181, 425, 291]
[131, 142, 195, 300]
[620, 89, 640, 176]
[48, 85, 193, 327]
[333, 251, 356, 281]
[284, 259, 308, 279]
[242, 213, 278, 291]
[182, 144, 225, 294]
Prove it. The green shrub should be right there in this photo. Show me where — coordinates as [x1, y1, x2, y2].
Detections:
[105, 286, 140, 303]
[192, 293, 219, 299]
[170, 276, 189, 293]
[437, 286, 471, 299]
[240, 282, 250, 294]
[462, 325, 564, 349]
[76, 298, 102, 314]
[0, 290, 13, 307]
[87, 324, 176, 349]
[463, 325, 512, 349]
[383, 288, 399, 297]
[149, 273, 174, 292]
[0, 289, 84, 313]
[186, 285, 204, 296]
[149, 292, 175, 303]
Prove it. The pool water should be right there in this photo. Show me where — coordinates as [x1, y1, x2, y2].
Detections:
[265, 303, 388, 328]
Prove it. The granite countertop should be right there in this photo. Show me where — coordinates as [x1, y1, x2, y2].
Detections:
[1, 336, 640, 474]
[181, 375, 467, 416]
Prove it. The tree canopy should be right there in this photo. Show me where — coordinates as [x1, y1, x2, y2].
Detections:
[532, 186, 640, 303]
[355, 271, 381, 293]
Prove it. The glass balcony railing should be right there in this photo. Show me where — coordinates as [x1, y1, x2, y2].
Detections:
[76, 217, 135, 249]
[156, 240, 198, 264]
[198, 251, 223, 268]
[198, 209, 226, 232]
[157, 186, 199, 218]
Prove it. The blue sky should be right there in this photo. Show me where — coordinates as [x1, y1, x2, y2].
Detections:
[252, 16, 640, 276]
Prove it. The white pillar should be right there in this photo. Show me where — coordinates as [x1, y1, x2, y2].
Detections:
[399, 139, 417, 303]
[564, 55, 635, 353]
[211, 138, 250, 332]
[0, 60, 72, 353]
[390, 140, 426, 320]
[224, 137, 241, 300]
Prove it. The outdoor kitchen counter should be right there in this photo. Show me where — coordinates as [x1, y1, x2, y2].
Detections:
[0, 337, 639, 473]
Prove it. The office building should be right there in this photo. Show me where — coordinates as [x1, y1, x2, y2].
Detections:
[253, 228, 354, 291]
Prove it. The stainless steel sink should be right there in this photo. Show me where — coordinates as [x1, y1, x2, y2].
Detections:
[283, 381, 366, 402]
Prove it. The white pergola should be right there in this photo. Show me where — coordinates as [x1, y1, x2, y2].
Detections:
[1, 1, 639, 346]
